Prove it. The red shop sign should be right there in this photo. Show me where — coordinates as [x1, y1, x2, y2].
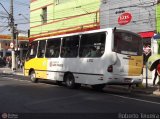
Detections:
[118, 12, 132, 25]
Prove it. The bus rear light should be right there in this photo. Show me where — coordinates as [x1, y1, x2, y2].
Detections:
[107, 65, 113, 72]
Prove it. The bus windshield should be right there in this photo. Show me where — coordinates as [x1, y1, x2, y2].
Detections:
[113, 31, 142, 56]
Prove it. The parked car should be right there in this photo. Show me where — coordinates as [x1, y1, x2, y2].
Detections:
[0, 58, 6, 67]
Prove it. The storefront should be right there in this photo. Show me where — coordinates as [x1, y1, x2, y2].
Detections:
[0, 34, 28, 59]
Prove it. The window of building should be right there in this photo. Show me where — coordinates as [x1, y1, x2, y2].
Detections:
[37, 40, 46, 58]
[55, 0, 60, 5]
[41, 7, 47, 24]
[45, 38, 61, 58]
[61, 36, 79, 58]
[79, 32, 106, 57]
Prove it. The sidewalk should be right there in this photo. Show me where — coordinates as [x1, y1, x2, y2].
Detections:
[0, 67, 160, 96]
[0, 67, 23, 76]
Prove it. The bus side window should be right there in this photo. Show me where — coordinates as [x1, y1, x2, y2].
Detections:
[80, 46, 90, 57]
[45, 38, 61, 58]
[26, 41, 38, 60]
[37, 40, 46, 58]
[80, 32, 106, 58]
[96, 45, 105, 57]
[85, 46, 97, 57]
[61, 35, 79, 58]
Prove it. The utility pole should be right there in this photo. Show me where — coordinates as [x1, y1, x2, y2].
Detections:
[10, 0, 16, 71]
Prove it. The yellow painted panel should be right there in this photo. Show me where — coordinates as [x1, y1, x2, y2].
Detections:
[36, 71, 48, 79]
[128, 56, 143, 76]
[24, 58, 48, 79]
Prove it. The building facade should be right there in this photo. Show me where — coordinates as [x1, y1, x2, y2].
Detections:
[100, 0, 157, 43]
[30, 0, 100, 41]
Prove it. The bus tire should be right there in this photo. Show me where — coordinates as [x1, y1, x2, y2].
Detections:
[30, 70, 38, 83]
[64, 73, 76, 89]
[56, 81, 62, 86]
[92, 84, 105, 91]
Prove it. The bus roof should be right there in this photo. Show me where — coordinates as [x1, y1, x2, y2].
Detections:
[33, 28, 138, 41]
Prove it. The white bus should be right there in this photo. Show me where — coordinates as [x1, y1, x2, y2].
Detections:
[24, 28, 143, 90]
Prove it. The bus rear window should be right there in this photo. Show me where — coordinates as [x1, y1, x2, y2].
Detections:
[113, 31, 142, 55]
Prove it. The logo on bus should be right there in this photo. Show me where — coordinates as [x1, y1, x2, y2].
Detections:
[118, 12, 132, 25]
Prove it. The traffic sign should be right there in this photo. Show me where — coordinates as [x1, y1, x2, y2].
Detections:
[10, 42, 14, 48]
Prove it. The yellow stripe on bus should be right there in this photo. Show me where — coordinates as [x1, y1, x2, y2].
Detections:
[128, 56, 143, 76]
[24, 58, 48, 79]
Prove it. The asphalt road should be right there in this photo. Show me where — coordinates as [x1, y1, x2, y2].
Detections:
[0, 74, 160, 119]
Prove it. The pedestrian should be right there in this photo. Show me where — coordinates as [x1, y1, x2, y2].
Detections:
[153, 68, 158, 86]
[8, 56, 12, 69]
[6, 56, 9, 67]
[18, 59, 21, 68]
[20, 59, 23, 69]
[153, 60, 160, 85]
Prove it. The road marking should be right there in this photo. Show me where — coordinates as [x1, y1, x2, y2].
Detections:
[109, 94, 160, 105]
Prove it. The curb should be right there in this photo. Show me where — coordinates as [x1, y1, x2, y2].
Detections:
[105, 85, 158, 95]
[0, 68, 23, 76]
[132, 88, 154, 94]
[0, 71, 23, 76]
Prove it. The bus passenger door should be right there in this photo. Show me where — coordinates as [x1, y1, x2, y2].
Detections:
[36, 40, 48, 79]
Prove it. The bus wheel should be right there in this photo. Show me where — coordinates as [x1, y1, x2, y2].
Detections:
[65, 73, 76, 89]
[30, 71, 38, 83]
[92, 84, 105, 91]
[56, 81, 62, 86]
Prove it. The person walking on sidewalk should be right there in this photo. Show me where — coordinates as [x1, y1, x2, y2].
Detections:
[153, 61, 160, 85]
[8, 56, 12, 69]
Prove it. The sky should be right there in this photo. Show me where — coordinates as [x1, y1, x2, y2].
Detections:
[0, 0, 30, 36]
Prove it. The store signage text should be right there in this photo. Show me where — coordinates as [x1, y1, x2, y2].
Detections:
[118, 12, 132, 25]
